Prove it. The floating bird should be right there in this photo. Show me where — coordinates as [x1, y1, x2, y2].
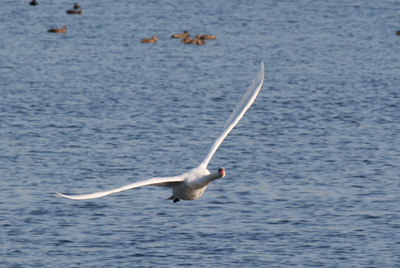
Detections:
[66, 10, 83, 15]
[73, 3, 82, 10]
[192, 34, 206, 45]
[48, 26, 67, 34]
[141, 35, 158, 43]
[30, 0, 38, 6]
[56, 63, 265, 202]
[192, 38, 206, 45]
[200, 34, 216, 40]
[181, 37, 193, 44]
[396, 30, 400, 36]
[171, 31, 190, 39]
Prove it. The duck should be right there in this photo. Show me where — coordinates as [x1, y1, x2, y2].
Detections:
[396, 30, 400, 36]
[200, 34, 216, 40]
[193, 38, 206, 45]
[181, 37, 193, 44]
[191, 35, 206, 45]
[48, 26, 67, 34]
[141, 35, 158, 43]
[171, 31, 190, 39]
[66, 10, 83, 15]
[30, 0, 38, 6]
[73, 3, 82, 10]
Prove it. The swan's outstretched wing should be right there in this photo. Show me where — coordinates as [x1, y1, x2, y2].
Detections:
[199, 62, 265, 169]
[56, 176, 184, 200]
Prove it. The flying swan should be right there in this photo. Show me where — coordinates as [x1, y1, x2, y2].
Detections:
[56, 62, 265, 202]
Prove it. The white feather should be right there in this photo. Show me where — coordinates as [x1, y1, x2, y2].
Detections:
[199, 62, 264, 168]
[56, 176, 184, 200]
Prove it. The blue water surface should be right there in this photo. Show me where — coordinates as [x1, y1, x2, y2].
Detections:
[1, 0, 400, 267]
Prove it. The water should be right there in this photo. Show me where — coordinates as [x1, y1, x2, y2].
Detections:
[1, 0, 400, 267]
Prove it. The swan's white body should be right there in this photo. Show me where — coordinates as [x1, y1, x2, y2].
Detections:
[56, 62, 265, 202]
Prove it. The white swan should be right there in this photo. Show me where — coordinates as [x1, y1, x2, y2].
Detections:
[56, 62, 265, 202]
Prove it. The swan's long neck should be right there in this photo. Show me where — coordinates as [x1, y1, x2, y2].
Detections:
[192, 171, 224, 189]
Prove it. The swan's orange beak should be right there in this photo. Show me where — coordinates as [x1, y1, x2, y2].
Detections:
[218, 167, 225, 177]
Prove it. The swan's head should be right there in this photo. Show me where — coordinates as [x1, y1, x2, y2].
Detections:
[218, 167, 225, 178]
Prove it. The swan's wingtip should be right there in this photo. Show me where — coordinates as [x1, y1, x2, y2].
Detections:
[56, 192, 82, 200]
[55, 192, 67, 198]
